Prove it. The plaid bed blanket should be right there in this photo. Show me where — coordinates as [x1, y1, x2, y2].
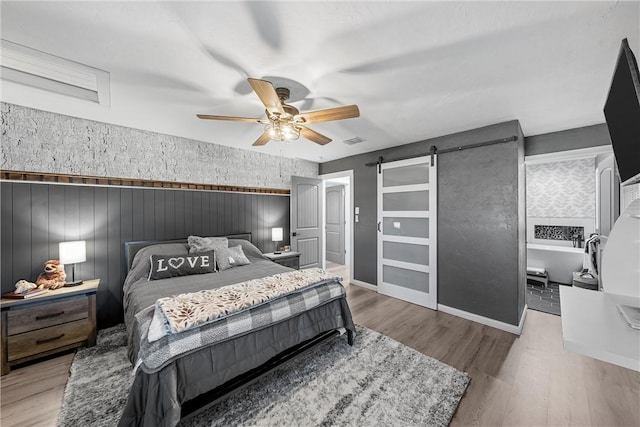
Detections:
[134, 269, 345, 374]
[148, 269, 339, 341]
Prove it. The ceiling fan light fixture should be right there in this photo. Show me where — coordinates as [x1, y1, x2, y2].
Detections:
[266, 123, 277, 138]
[199, 78, 358, 146]
[265, 122, 300, 141]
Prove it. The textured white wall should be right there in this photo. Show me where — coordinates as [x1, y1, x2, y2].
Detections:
[1, 103, 317, 189]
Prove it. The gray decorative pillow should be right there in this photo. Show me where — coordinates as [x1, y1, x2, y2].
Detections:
[216, 245, 251, 271]
[187, 235, 228, 253]
[148, 251, 215, 280]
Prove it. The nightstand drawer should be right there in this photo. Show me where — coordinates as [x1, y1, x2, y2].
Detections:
[7, 296, 88, 336]
[7, 319, 89, 362]
[263, 252, 301, 270]
[277, 257, 300, 270]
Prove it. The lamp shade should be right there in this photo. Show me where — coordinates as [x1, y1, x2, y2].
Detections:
[59, 241, 86, 264]
[271, 227, 283, 242]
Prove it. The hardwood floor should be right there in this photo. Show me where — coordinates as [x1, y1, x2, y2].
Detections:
[2, 281, 639, 426]
[325, 261, 351, 284]
[0, 352, 74, 427]
[344, 285, 639, 427]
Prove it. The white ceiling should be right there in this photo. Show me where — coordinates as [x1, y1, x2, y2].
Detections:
[1, 1, 638, 163]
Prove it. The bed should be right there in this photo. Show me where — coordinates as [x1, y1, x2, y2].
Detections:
[118, 233, 355, 427]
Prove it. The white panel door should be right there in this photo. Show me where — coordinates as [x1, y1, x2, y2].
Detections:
[326, 185, 345, 264]
[291, 176, 323, 269]
[377, 156, 437, 309]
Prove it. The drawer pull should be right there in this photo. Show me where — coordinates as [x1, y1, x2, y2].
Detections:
[36, 334, 65, 345]
[35, 311, 65, 320]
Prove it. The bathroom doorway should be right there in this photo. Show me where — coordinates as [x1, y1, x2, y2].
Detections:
[524, 146, 616, 315]
[320, 171, 353, 285]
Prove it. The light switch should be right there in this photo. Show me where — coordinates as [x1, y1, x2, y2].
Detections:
[355, 207, 360, 214]
[355, 214, 359, 223]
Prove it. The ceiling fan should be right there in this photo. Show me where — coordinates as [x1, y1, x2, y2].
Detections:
[197, 78, 360, 146]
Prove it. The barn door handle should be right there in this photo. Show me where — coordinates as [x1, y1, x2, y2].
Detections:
[377, 222, 382, 232]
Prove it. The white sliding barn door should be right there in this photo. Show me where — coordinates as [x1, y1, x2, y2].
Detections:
[377, 156, 437, 309]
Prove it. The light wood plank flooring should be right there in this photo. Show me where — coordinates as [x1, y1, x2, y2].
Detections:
[325, 261, 351, 284]
[345, 284, 639, 426]
[2, 280, 639, 426]
[0, 352, 74, 427]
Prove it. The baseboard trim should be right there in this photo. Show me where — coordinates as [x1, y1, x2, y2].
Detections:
[346, 279, 529, 335]
[349, 279, 377, 291]
[437, 304, 528, 335]
[518, 304, 528, 334]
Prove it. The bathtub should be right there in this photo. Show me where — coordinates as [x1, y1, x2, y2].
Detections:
[527, 243, 585, 284]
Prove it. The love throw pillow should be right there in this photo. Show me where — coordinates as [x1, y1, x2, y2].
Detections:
[148, 251, 215, 280]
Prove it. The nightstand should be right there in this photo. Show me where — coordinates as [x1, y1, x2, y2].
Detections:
[264, 251, 301, 270]
[1, 279, 100, 375]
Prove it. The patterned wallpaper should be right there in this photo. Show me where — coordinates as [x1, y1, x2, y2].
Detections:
[0, 103, 317, 189]
[526, 158, 595, 218]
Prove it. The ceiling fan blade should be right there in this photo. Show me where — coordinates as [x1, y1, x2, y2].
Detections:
[295, 105, 360, 124]
[197, 114, 266, 123]
[252, 132, 271, 146]
[299, 126, 332, 145]
[248, 78, 284, 115]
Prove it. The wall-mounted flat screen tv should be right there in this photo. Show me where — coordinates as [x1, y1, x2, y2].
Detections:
[603, 38, 640, 186]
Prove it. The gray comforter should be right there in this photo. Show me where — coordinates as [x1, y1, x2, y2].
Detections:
[118, 239, 355, 427]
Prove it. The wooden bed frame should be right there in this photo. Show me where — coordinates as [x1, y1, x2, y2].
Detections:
[122, 232, 351, 423]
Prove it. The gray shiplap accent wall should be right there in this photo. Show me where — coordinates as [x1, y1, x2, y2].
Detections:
[1, 102, 317, 189]
[0, 181, 290, 328]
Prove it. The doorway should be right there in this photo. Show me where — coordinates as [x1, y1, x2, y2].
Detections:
[326, 184, 345, 264]
[524, 145, 616, 316]
[320, 171, 353, 285]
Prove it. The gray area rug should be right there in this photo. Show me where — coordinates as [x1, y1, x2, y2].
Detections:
[58, 324, 470, 427]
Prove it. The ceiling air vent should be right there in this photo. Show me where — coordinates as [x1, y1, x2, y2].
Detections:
[342, 136, 365, 145]
[0, 39, 110, 105]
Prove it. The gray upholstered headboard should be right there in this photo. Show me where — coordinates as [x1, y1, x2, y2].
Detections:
[123, 233, 252, 273]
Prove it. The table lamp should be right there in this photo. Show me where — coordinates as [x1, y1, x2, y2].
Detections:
[272, 227, 283, 254]
[59, 240, 86, 286]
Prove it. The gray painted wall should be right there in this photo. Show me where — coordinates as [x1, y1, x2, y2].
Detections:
[517, 124, 527, 322]
[320, 120, 526, 326]
[1, 102, 317, 188]
[524, 123, 611, 156]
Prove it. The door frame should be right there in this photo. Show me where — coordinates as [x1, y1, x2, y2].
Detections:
[319, 170, 354, 280]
